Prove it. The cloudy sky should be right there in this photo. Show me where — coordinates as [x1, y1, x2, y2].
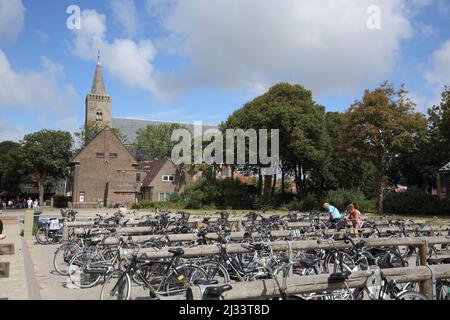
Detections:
[0, 0, 449, 141]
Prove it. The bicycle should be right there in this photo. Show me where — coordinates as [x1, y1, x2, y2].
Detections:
[100, 247, 207, 300]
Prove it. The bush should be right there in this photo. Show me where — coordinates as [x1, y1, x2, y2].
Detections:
[383, 188, 450, 216]
[53, 195, 71, 208]
[325, 189, 375, 213]
[132, 200, 157, 210]
[178, 177, 259, 209]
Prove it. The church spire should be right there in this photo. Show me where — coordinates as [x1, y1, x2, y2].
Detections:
[91, 51, 107, 95]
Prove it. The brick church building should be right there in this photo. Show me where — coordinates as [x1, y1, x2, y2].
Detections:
[67, 60, 193, 208]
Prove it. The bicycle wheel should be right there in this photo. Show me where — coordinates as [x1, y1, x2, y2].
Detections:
[199, 261, 230, 284]
[161, 265, 207, 296]
[397, 291, 428, 300]
[68, 251, 103, 288]
[53, 244, 68, 275]
[324, 251, 355, 273]
[35, 226, 48, 245]
[53, 242, 80, 275]
[100, 270, 131, 300]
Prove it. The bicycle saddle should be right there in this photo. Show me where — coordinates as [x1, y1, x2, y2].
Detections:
[328, 271, 351, 283]
[193, 279, 219, 286]
[427, 258, 450, 265]
[168, 247, 185, 256]
[203, 284, 233, 297]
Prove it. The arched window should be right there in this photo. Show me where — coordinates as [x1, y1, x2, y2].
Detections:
[96, 111, 103, 121]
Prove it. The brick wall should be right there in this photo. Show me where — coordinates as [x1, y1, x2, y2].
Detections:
[69, 128, 138, 207]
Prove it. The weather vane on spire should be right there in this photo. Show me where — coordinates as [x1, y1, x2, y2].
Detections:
[97, 49, 100, 65]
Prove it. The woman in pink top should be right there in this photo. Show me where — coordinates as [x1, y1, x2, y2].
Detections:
[347, 203, 364, 228]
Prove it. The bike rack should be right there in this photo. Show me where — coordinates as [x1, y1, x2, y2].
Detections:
[425, 264, 437, 300]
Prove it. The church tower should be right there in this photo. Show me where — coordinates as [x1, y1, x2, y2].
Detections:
[85, 53, 112, 128]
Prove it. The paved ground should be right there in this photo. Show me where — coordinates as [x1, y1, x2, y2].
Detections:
[0, 210, 104, 300]
[25, 240, 101, 300]
[1, 208, 449, 300]
[0, 224, 29, 300]
[0, 209, 152, 300]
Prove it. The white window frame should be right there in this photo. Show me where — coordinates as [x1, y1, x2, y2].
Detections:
[162, 175, 175, 182]
[159, 192, 167, 201]
[79, 192, 85, 203]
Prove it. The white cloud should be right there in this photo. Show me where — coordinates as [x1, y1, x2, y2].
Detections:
[40, 56, 64, 77]
[145, 0, 176, 18]
[0, 0, 25, 42]
[0, 50, 78, 119]
[111, 0, 139, 36]
[65, 84, 78, 97]
[71, 9, 156, 92]
[0, 50, 62, 110]
[0, 118, 26, 142]
[154, 0, 412, 97]
[424, 40, 450, 106]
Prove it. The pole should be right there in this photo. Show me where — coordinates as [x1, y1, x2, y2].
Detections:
[418, 241, 432, 298]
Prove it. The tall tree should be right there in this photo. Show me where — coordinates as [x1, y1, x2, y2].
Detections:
[133, 123, 187, 161]
[319, 112, 378, 198]
[341, 82, 427, 214]
[224, 83, 330, 199]
[20, 130, 73, 203]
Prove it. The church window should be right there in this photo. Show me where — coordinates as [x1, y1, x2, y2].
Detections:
[109, 153, 118, 159]
[96, 152, 105, 158]
[96, 111, 103, 121]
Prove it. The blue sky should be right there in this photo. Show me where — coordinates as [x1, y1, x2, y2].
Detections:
[0, 0, 449, 141]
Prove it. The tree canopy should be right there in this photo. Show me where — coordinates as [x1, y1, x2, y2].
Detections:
[133, 123, 188, 161]
[20, 130, 74, 203]
[341, 82, 428, 214]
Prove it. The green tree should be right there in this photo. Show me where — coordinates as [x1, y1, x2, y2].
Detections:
[74, 123, 127, 151]
[133, 123, 187, 161]
[320, 112, 378, 199]
[223, 83, 330, 199]
[20, 130, 74, 203]
[341, 82, 427, 214]
[0, 141, 23, 193]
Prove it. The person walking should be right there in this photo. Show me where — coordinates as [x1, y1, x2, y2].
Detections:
[26, 198, 33, 209]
